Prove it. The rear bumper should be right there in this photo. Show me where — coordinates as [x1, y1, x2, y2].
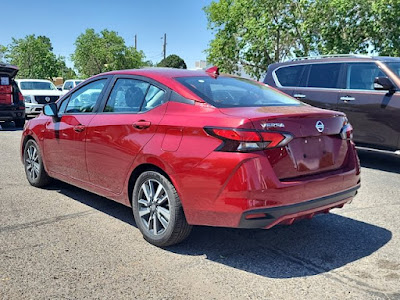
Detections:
[238, 185, 360, 228]
[0, 108, 25, 121]
[176, 141, 361, 228]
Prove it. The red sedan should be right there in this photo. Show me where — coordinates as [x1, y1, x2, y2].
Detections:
[21, 68, 360, 247]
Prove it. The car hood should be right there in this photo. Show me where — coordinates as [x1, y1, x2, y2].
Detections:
[19, 90, 62, 96]
[0, 63, 19, 78]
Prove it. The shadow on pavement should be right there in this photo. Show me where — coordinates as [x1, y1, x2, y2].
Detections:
[0, 121, 23, 131]
[48, 180, 392, 279]
[357, 149, 400, 174]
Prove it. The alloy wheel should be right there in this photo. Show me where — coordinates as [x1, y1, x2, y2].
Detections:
[138, 179, 170, 235]
[25, 144, 40, 181]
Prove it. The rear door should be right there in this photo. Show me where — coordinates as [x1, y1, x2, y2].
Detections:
[43, 78, 109, 181]
[337, 62, 400, 149]
[85, 76, 169, 193]
[292, 63, 344, 111]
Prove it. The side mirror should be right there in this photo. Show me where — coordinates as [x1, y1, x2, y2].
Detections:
[374, 76, 396, 93]
[57, 87, 62, 91]
[43, 103, 58, 118]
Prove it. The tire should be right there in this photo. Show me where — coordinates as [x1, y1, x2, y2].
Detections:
[132, 171, 192, 247]
[23, 139, 51, 187]
[14, 118, 25, 128]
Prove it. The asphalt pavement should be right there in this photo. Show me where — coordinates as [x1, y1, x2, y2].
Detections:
[1, 122, 399, 299]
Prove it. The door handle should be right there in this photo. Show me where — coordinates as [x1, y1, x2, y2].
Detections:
[293, 94, 306, 99]
[340, 96, 356, 102]
[133, 120, 151, 129]
[73, 125, 85, 132]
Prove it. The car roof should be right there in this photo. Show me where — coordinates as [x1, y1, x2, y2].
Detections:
[103, 68, 213, 78]
[16, 79, 54, 82]
[269, 56, 400, 68]
[93, 68, 228, 102]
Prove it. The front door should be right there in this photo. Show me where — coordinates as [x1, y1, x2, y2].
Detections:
[43, 78, 108, 181]
[85, 77, 168, 193]
[337, 62, 400, 150]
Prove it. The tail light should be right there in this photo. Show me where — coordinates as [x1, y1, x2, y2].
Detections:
[340, 123, 353, 140]
[18, 92, 24, 102]
[204, 127, 293, 152]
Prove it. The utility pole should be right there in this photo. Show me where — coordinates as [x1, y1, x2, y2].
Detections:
[162, 33, 167, 60]
[134, 34, 137, 50]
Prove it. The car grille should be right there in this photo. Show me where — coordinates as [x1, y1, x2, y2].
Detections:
[34, 96, 59, 104]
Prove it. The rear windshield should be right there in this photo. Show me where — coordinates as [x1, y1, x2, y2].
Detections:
[20, 81, 57, 90]
[175, 76, 301, 108]
[385, 62, 400, 78]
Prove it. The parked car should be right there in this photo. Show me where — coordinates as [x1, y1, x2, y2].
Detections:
[61, 79, 84, 95]
[0, 63, 25, 127]
[16, 79, 62, 117]
[265, 55, 400, 152]
[21, 68, 360, 247]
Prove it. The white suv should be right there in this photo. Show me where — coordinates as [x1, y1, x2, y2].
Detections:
[16, 79, 62, 116]
[61, 79, 84, 95]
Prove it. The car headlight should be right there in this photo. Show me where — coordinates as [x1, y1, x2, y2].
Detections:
[24, 95, 32, 103]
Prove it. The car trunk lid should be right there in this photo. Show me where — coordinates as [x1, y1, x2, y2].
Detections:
[0, 63, 19, 79]
[219, 105, 350, 180]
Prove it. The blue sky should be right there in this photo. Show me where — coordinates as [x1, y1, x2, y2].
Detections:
[1, 0, 214, 69]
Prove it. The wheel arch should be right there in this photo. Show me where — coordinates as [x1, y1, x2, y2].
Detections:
[127, 163, 174, 205]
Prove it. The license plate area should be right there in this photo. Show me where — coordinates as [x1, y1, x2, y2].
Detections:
[289, 136, 335, 172]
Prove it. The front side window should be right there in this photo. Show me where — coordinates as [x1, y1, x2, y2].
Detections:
[65, 79, 106, 113]
[64, 82, 73, 90]
[346, 63, 386, 90]
[275, 65, 306, 87]
[176, 76, 300, 108]
[307, 63, 341, 88]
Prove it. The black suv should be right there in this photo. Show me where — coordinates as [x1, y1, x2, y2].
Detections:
[0, 63, 25, 127]
[264, 55, 400, 152]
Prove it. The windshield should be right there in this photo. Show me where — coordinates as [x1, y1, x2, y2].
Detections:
[175, 76, 301, 108]
[385, 62, 400, 78]
[20, 81, 57, 90]
[75, 80, 83, 85]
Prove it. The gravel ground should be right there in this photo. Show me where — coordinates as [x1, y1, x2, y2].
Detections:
[1, 123, 399, 299]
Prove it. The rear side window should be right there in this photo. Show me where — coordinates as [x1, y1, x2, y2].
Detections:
[275, 65, 306, 87]
[104, 79, 149, 113]
[307, 63, 341, 88]
[346, 63, 385, 90]
[176, 76, 301, 108]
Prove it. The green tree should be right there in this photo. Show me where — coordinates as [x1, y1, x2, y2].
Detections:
[157, 54, 187, 69]
[56, 57, 77, 79]
[204, 0, 400, 79]
[204, 0, 316, 79]
[5, 35, 62, 79]
[72, 29, 145, 77]
[369, 0, 400, 56]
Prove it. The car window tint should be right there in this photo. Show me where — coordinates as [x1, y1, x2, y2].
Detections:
[176, 76, 301, 108]
[275, 65, 305, 87]
[307, 63, 341, 88]
[65, 79, 106, 113]
[58, 96, 70, 113]
[104, 79, 149, 113]
[347, 63, 386, 90]
[141, 85, 166, 112]
[64, 82, 72, 90]
[385, 62, 400, 77]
